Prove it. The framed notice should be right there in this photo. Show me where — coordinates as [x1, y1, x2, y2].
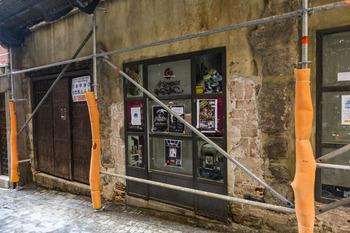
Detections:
[165, 139, 182, 167]
[342, 95, 350, 125]
[196, 99, 218, 133]
[72, 76, 91, 102]
[127, 100, 144, 131]
[169, 105, 185, 133]
[152, 106, 169, 132]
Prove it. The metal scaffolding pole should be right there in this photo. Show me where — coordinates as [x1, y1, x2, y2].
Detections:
[316, 163, 350, 171]
[316, 196, 350, 215]
[100, 171, 295, 214]
[18, 29, 93, 136]
[301, 0, 310, 68]
[0, 1, 348, 79]
[316, 144, 350, 163]
[92, 12, 98, 100]
[103, 58, 294, 208]
[9, 47, 14, 100]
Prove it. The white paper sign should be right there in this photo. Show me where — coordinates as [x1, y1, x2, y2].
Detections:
[72, 76, 91, 102]
[341, 95, 350, 125]
[131, 107, 141, 125]
[338, 72, 350, 82]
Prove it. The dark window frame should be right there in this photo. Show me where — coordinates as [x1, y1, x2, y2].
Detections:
[316, 25, 350, 203]
[123, 47, 228, 221]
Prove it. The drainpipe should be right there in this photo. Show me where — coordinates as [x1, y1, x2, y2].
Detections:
[291, 0, 316, 232]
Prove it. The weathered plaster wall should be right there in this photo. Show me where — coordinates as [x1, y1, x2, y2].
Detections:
[14, 0, 350, 231]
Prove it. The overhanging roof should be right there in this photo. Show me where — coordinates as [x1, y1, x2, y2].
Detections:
[0, 0, 100, 48]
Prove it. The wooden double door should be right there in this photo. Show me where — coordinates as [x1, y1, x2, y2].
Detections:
[34, 77, 91, 183]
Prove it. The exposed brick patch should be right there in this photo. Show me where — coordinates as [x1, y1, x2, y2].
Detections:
[227, 75, 263, 198]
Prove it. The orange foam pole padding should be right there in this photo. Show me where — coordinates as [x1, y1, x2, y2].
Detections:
[9, 102, 19, 183]
[86, 92, 101, 209]
[291, 69, 316, 233]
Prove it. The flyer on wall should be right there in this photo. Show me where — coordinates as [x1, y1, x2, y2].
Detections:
[196, 99, 218, 133]
[169, 105, 185, 133]
[130, 107, 141, 126]
[342, 95, 350, 125]
[152, 106, 169, 132]
[71, 76, 91, 102]
[165, 139, 182, 167]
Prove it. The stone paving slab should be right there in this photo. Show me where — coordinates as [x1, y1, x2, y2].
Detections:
[0, 184, 266, 233]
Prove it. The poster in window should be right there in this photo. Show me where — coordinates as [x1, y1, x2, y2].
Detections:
[195, 52, 223, 94]
[127, 100, 144, 131]
[152, 106, 169, 132]
[165, 139, 182, 167]
[342, 95, 350, 125]
[125, 64, 143, 97]
[128, 135, 145, 167]
[196, 99, 218, 133]
[71, 76, 91, 102]
[169, 105, 185, 133]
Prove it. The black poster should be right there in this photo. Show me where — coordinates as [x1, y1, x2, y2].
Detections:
[165, 139, 182, 167]
[169, 105, 185, 133]
[152, 106, 169, 132]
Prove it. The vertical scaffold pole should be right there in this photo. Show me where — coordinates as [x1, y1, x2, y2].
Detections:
[9, 47, 19, 184]
[92, 12, 98, 100]
[86, 92, 101, 210]
[291, 0, 316, 232]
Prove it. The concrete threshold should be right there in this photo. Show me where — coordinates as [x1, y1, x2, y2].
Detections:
[34, 172, 90, 196]
[0, 175, 9, 189]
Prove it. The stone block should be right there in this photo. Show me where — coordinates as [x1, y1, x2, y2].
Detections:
[268, 164, 291, 182]
[263, 137, 288, 159]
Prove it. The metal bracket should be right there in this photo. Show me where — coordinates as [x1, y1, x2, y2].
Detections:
[9, 99, 28, 103]
[298, 61, 312, 65]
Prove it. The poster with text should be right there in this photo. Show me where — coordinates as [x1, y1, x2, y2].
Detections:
[342, 95, 350, 125]
[169, 105, 185, 133]
[72, 76, 91, 102]
[165, 139, 182, 167]
[196, 99, 218, 133]
[152, 106, 169, 132]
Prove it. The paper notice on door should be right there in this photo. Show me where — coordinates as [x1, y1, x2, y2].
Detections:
[72, 76, 91, 102]
[341, 95, 350, 125]
[131, 107, 141, 126]
[338, 72, 350, 82]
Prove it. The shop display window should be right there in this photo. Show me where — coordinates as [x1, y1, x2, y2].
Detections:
[197, 140, 224, 181]
[125, 64, 143, 97]
[195, 52, 223, 94]
[147, 59, 191, 96]
[127, 135, 145, 167]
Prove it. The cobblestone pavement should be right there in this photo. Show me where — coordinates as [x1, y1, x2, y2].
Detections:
[0, 185, 264, 233]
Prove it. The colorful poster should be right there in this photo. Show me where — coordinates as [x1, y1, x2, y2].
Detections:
[72, 76, 91, 102]
[128, 135, 144, 167]
[196, 99, 218, 133]
[342, 95, 350, 125]
[131, 107, 141, 126]
[152, 106, 169, 132]
[165, 139, 182, 167]
[169, 105, 185, 133]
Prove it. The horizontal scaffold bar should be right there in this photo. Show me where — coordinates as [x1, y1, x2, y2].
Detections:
[100, 171, 295, 214]
[0, 1, 348, 78]
[316, 163, 350, 171]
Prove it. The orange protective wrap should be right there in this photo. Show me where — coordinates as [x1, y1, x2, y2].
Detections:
[86, 92, 101, 209]
[291, 69, 316, 233]
[9, 102, 19, 183]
